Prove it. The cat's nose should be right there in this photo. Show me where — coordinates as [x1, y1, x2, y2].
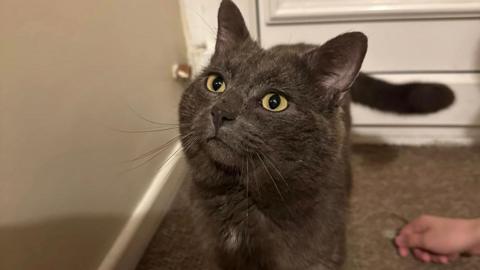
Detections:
[211, 106, 236, 134]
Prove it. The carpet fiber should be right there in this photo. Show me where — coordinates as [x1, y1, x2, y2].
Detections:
[137, 145, 480, 270]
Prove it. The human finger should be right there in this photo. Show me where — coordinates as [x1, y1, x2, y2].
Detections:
[430, 254, 448, 264]
[404, 232, 426, 249]
[413, 248, 431, 263]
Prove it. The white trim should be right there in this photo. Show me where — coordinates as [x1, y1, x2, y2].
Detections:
[266, 0, 480, 24]
[98, 143, 187, 270]
[352, 126, 480, 145]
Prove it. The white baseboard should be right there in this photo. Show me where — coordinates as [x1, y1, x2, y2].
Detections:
[352, 126, 480, 145]
[98, 143, 188, 270]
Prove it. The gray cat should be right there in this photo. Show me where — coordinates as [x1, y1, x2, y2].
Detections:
[178, 1, 454, 269]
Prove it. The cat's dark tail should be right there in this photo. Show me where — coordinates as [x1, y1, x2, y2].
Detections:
[350, 73, 455, 114]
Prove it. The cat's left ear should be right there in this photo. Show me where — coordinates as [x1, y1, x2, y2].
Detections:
[304, 32, 368, 105]
[215, 0, 252, 54]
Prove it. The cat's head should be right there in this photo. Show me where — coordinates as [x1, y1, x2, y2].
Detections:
[179, 0, 367, 174]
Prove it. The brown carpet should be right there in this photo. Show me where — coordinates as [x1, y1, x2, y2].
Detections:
[137, 145, 480, 270]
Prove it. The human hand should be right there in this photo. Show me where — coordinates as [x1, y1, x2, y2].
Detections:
[395, 215, 480, 264]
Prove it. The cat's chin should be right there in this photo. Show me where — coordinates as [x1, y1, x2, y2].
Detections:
[205, 138, 241, 169]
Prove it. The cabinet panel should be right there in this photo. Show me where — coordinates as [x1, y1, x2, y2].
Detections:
[258, 1, 480, 72]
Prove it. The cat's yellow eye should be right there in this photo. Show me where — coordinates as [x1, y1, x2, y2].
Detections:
[262, 93, 288, 112]
[206, 74, 226, 93]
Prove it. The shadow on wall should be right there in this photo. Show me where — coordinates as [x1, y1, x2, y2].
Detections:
[0, 216, 126, 270]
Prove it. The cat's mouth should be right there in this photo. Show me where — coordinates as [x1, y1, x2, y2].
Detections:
[206, 137, 236, 155]
[205, 137, 240, 168]
[206, 137, 231, 148]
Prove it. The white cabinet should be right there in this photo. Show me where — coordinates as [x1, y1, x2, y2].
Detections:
[183, 0, 480, 144]
[260, 0, 480, 144]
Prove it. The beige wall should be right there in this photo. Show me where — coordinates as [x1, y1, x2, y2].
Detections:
[0, 0, 186, 269]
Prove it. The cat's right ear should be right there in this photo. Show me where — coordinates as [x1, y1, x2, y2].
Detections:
[215, 0, 251, 54]
[303, 32, 368, 106]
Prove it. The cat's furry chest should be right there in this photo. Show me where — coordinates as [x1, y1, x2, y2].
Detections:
[193, 180, 271, 245]
[190, 181, 275, 268]
[190, 169, 348, 270]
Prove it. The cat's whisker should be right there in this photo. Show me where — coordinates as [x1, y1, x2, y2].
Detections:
[124, 146, 175, 172]
[256, 152, 286, 203]
[242, 157, 248, 204]
[125, 135, 181, 162]
[246, 157, 249, 212]
[180, 132, 195, 147]
[126, 102, 179, 126]
[244, 155, 251, 252]
[121, 136, 190, 174]
[192, 9, 217, 37]
[122, 132, 192, 168]
[246, 154, 259, 198]
[259, 152, 289, 188]
[120, 148, 168, 174]
[181, 136, 197, 155]
[108, 126, 179, 134]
